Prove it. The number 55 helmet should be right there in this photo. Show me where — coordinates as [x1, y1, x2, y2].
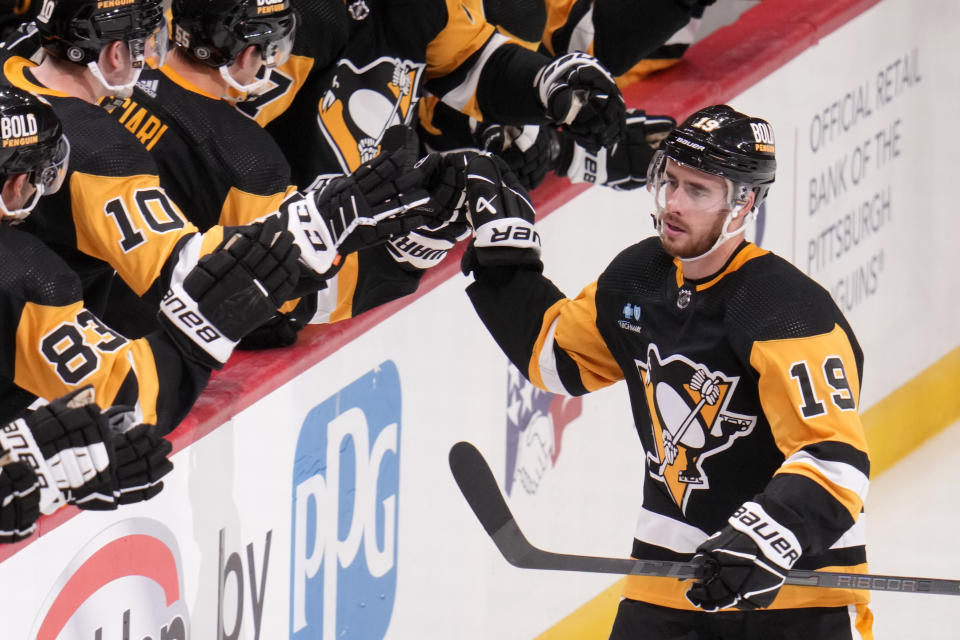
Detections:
[0, 87, 69, 223]
[171, 0, 297, 97]
[647, 104, 776, 259]
[34, 0, 168, 98]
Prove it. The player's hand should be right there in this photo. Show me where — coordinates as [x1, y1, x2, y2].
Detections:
[535, 52, 626, 149]
[0, 457, 40, 543]
[476, 122, 560, 192]
[460, 153, 542, 274]
[279, 135, 443, 279]
[97, 409, 173, 508]
[386, 152, 471, 270]
[0, 388, 174, 513]
[560, 109, 675, 190]
[686, 501, 802, 611]
[161, 215, 301, 369]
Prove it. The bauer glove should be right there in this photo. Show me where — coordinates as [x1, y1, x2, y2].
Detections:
[277, 129, 448, 279]
[686, 501, 802, 611]
[535, 52, 626, 149]
[160, 215, 301, 369]
[558, 109, 675, 190]
[460, 153, 542, 274]
[0, 456, 40, 543]
[0, 387, 174, 513]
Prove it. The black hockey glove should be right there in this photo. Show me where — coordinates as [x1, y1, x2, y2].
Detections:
[473, 121, 560, 192]
[279, 140, 443, 280]
[686, 501, 803, 611]
[101, 410, 173, 507]
[535, 52, 626, 150]
[0, 387, 174, 513]
[386, 152, 471, 271]
[161, 215, 301, 369]
[557, 109, 675, 190]
[460, 153, 542, 275]
[0, 457, 40, 543]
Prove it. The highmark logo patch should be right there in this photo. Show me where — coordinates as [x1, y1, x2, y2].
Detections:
[618, 301, 643, 334]
[290, 361, 401, 639]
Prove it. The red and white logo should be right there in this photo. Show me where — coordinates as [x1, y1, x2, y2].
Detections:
[31, 518, 190, 639]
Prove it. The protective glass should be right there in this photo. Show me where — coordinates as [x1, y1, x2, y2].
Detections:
[647, 151, 732, 218]
[143, 19, 170, 69]
[260, 12, 297, 68]
[36, 135, 70, 196]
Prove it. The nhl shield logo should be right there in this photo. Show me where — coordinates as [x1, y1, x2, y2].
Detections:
[636, 344, 756, 513]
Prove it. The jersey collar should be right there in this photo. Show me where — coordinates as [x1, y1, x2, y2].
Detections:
[159, 62, 221, 101]
[674, 241, 769, 292]
[2, 57, 71, 98]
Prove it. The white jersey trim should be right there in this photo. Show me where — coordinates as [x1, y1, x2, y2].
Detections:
[537, 316, 572, 396]
[567, 7, 595, 54]
[633, 507, 709, 553]
[829, 513, 867, 549]
[442, 33, 510, 112]
[784, 450, 870, 502]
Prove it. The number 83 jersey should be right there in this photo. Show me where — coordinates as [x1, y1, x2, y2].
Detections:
[467, 238, 871, 611]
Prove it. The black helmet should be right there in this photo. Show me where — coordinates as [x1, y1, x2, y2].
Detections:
[171, 0, 297, 69]
[35, 0, 167, 66]
[657, 104, 776, 208]
[0, 87, 69, 221]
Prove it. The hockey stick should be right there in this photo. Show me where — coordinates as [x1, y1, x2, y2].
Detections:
[449, 441, 960, 596]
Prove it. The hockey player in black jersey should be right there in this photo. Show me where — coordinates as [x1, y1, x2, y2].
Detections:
[417, 0, 713, 191]
[0, 85, 303, 433]
[98, 0, 464, 346]
[460, 105, 872, 638]
[2, 0, 451, 343]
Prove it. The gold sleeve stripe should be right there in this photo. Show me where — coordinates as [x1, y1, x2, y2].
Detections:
[70, 172, 199, 296]
[554, 282, 622, 391]
[528, 283, 622, 393]
[542, 0, 579, 57]
[198, 225, 226, 257]
[123, 339, 161, 426]
[749, 324, 869, 459]
[776, 465, 865, 521]
[622, 563, 870, 611]
[219, 186, 291, 226]
[426, 0, 497, 79]
[440, 32, 510, 122]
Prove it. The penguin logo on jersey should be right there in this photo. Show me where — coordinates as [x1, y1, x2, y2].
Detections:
[318, 57, 425, 172]
[637, 344, 756, 514]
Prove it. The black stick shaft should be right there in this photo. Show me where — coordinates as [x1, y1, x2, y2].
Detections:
[449, 441, 960, 597]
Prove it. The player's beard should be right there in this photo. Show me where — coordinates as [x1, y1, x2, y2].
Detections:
[660, 210, 728, 260]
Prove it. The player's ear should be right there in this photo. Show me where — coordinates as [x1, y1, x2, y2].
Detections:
[98, 40, 127, 75]
[1, 173, 29, 210]
[237, 45, 263, 75]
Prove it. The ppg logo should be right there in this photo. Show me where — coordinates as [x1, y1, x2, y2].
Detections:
[290, 361, 401, 639]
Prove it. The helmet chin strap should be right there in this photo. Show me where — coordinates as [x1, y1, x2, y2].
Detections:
[219, 65, 273, 100]
[676, 202, 756, 264]
[87, 61, 141, 100]
[0, 187, 43, 224]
